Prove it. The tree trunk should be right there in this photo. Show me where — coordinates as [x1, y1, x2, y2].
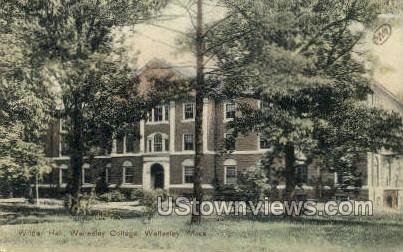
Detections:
[191, 0, 204, 225]
[284, 144, 296, 202]
[67, 94, 84, 213]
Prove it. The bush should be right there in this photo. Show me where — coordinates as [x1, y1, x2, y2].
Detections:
[236, 166, 269, 202]
[98, 190, 126, 202]
[140, 189, 169, 222]
[214, 167, 269, 202]
[129, 188, 144, 201]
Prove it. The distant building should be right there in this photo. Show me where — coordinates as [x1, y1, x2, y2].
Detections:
[366, 84, 403, 209]
[40, 58, 403, 210]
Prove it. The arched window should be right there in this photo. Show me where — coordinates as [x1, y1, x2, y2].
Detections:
[224, 159, 237, 185]
[122, 161, 134, 184]
[147, 133, 169, 153]
[182, 159, 194, 184]
[82, 163, 91, 184]
[154, 134, 163, 152]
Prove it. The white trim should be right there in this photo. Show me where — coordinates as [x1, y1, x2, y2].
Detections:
[202, 98, 209, 152]
[224, 159, 237, 166]
[111, 153, 143, 157]
[112, 138, 117, 153]
[140, 120, 145, 153]
[169, 184, 213, 189]
[144, 156, 170, 162]
[120, 184, 142, 189]
[82, 163, 91, 185]
[55, 150, 264, 161]
[53, 156, 70, 160]
[169, 101, 176, 152]
[59, 164, 68, 185]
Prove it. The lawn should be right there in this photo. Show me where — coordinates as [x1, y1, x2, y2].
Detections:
[0, 203, 403, 252]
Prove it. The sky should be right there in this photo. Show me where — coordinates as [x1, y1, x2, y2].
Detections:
[123, 2, 403, 98]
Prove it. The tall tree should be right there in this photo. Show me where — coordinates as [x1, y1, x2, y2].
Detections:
[0, 1, 54, 197]
[6, 0, 169, 211]
[204, 0, 403, 201]
[191, 0, 205, 224]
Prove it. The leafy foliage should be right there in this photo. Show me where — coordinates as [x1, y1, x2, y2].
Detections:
[206, 0, 403, 199]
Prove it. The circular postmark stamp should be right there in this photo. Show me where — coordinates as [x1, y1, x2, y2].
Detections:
[373, 24, 392, 45]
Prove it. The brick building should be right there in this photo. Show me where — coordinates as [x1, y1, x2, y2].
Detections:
[40, 58, 403, 209]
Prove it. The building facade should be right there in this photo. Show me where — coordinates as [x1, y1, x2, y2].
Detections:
[41, 59, 403, 209]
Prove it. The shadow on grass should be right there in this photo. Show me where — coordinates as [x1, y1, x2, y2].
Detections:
[0, 204, 146, 225]
[223, 213, 403, 228]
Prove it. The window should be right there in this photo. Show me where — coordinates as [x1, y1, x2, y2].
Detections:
[165, 105, 169, 121]
[225, 102, 236, 120]
[259, 137, 270, 150]
[154, 106, 163, 122]
[148, 105, 169, 123]
[116, 134, 124, 154]
[386, 159, 392, 187]
[225, 166, 237, 185]
[183, 103, 195, 120]
[184, 166, 194, 184]
[164, 139, 169, 151]
[60, 118, 69, 133]
[225, 132, 235, 151]
[154, 134, 163, 152]
[105, 163, 111, 184]
[224, 159, 237, 185]
[182, 159, 194, 184]
[183, 133, 194, 151]
[334, 172, 342, 185]
[123, 161, 134, 184]
[126, 132, 135, 153]
[147, 133, 169, 152]
[296, 165, 308, 184]
[59, 134, 69, 156]
[148, 139, 152, 152]
[82, 163, 91, 184]
[59, 164, 68, 185]
[260, 100, 271, 110]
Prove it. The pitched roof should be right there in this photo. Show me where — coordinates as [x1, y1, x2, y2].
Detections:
[135, 58, 195, 79]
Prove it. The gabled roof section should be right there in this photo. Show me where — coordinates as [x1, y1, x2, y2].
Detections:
[372, 82, 403, 109]
[135, 58, 195, 79]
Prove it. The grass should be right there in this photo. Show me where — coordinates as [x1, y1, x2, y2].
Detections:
[0, 203, 403, 252]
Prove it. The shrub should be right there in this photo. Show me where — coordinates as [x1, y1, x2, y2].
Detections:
[236, 166, 269, 202]
[140, 189, 169, 222]
[98, 190, 126, 202]
[214, 167, 269, 202]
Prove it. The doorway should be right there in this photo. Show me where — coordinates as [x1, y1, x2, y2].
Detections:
[151, 163, 164, 189]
